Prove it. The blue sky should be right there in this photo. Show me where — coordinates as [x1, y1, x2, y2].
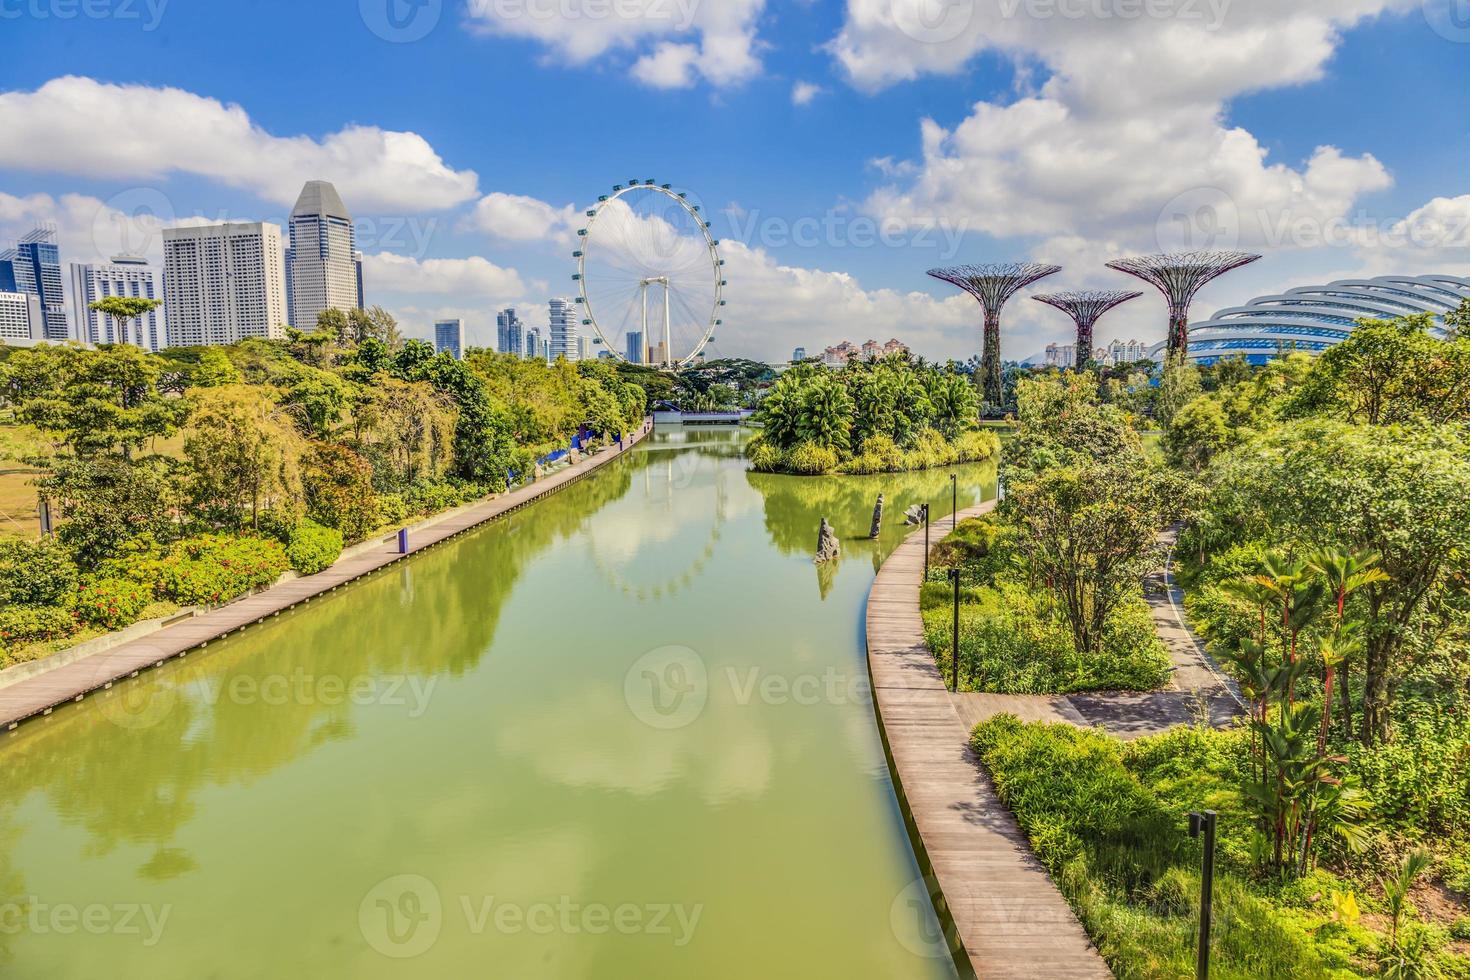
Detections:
[1, 0, 1467, 360]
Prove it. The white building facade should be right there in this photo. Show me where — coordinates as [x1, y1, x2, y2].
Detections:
[0, 291, 42, 343]
[162, 222, 288, 347]
[70, 255, 165, 350]
[549, 298, 580, 362]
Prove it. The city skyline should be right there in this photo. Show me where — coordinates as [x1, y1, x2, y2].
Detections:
[1, 5, 1468, 361]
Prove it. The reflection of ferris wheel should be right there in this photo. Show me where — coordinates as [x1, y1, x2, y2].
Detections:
[573, 180, 726, 370]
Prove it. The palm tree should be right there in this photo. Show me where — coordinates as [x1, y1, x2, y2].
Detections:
[1307, 548, 1389, 740]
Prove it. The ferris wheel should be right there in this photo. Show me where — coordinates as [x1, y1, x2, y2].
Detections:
[573, 180, 726, 370]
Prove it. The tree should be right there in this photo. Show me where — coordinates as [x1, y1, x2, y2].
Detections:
[89, 295, 161, 347]
[348, 306, 402, 348]
[1208, 420, 1470, 744]
[1163, 395, 1236, 473]
[355, 376, 457, 487]
[303, 442, 378, 541]
[1006, 460, 1169, 655]
[3, 344, 184, 459]
[36, 454, 179, 564]
[191, 347, 241, 388]
[1290, 315, 1470, 425]
[795, 372, 854, 453]
[182, 385, 307, 531]
[1157, 352, 1202, 426]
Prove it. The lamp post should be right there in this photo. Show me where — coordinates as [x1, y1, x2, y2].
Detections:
[948, 566, 961, 693]
[950, 473, 957, 529]
[922, 503, 931, 580]
[1188, 810, 1218, 980]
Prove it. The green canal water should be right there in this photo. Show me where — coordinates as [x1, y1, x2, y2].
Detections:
[0, 426, 995, 978]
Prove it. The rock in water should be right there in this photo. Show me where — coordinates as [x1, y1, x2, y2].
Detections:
[869, 494, 885, 539]
[814, 518, 841, 564]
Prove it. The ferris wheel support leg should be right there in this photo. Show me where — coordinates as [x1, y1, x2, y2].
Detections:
[664, 280, 673, 371]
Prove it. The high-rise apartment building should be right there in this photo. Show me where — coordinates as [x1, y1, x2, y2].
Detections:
[162, 222, 288, 347]
[288, 181, 359, 330]
[524, 327, 541, 360]
[496, 308, 523, 355]
[626, 330, 644, 364]
[70, 255, 165, 350]
[0, 291, 42, 342]
[549, 298, 580, 361]
[3, 228, 69, 340]
[435, 318, 465, 360]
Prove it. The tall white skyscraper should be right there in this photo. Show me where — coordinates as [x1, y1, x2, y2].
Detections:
[549, 297, 580, 361]
[70, 254, 165, 350]
[288, 181, 359, 330]
[162, 222, 288, 347]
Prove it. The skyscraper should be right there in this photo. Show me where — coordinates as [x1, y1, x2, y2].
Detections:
[162, 222, 288, 347]
[496, 308, 523, 355]
[355, 252, 365, 310]
[288, 181, 359, 330]
[435, 318, 465, 360]
[626, 330, 644, 364]
[549, 297, 580, 361]
[524, 327, 541, 360]
[70, 254, 165, 350]
[5, 227, 69, 341]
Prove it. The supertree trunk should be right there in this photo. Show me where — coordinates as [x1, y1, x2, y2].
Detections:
[982, 310, 1003, 405]
[1168, 309, 1190, 357]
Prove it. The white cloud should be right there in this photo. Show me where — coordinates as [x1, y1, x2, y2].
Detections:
[791, 81, 823, 106]
[838, 1, 1411, 258]
[360, 252, 530, 299]
[0, 77, 479, 213]
[465, 0, 765, 87]
[465, 192, 578, 243]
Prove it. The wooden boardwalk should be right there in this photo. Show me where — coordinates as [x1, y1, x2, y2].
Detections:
[866, 504, 1112, 979]
[0, 421, 653, 734]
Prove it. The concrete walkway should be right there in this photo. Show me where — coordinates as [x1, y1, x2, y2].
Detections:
[0, 421, 653, 734]
[866, 504, 1112, 980]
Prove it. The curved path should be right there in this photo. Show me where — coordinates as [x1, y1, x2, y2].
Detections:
[0, 420, 653, 734]
[865, 503, 1111, 980]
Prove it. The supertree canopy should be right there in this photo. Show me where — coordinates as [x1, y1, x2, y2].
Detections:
[1033, 290, 1143, 366]
[1105, 250, 1261, 358]
[928, 262, 1061, 405]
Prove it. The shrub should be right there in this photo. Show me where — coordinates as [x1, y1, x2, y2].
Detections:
[0, 605, 78, 651]
[376, 493, 409, 527]
[953, 428, 1002, 463]
[0, 538, 78, 608]
[841, 434, 908, 474]
[286, 522, 344, 576]
[150, 535, 290, 607]
[74, 576, 153, 630]
[304, 441, 379, 541]
[745, 436, 782, 473]
[971, 717, 1346, 979]
[783, 441, 839, 475]
[922, 581, 1170, 694]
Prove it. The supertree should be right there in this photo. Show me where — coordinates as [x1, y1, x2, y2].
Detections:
[928, 262, 1061, 405]
[1105, 250, 1261, 358]
[1032, 290, 1142, 368]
